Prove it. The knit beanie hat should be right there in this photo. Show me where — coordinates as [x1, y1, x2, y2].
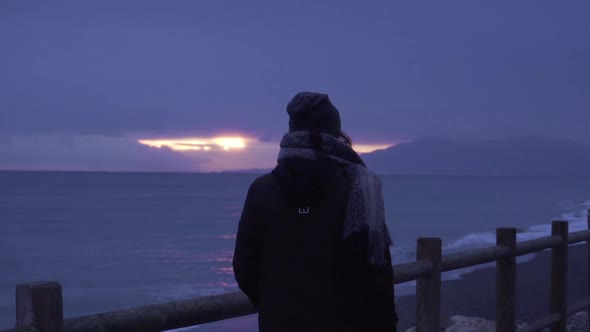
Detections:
[287, 92, 341, 137]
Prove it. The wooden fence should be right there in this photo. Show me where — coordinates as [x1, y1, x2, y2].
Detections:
[2, 212, 590, 332]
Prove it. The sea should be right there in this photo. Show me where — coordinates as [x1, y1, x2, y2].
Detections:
[1, 171, 589, 330]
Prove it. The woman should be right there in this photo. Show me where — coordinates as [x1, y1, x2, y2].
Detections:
[233, 92, 398, 332]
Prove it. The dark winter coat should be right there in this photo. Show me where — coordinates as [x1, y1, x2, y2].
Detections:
[232, 157, 398, 332]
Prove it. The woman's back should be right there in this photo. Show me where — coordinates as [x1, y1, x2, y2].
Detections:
[232, 92, 397, 332]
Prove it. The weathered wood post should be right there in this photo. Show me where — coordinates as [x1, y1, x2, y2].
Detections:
[16, 282, 63, 332]
[496, 227, 516, 332]
[550, 221, 568, 332]
[416, 238, 442, 332]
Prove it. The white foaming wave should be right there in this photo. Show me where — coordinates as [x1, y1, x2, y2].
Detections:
[444, 200, 590, 253]
[444, 231, 496, 251]
[391, 246, 416, 264]
[394, 200, 590, 292]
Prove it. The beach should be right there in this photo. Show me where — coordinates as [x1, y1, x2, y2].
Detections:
[202, 244, 589, 331]
[395, 244, 589, 331]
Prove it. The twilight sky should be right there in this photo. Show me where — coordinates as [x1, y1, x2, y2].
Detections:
[1, 1, 588, 172]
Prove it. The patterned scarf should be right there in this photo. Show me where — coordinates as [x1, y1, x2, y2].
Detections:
[278, 131, 393, 266]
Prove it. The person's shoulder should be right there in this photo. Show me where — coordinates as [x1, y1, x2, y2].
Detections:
[247, 172, 279, 195]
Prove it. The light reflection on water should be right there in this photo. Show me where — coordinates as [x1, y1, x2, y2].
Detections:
[0, 172, 256, 328]
[216, 234, 237, 240]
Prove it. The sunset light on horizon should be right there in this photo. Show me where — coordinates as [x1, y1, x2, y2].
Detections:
[134, 135, 397, 171]
[138, 136, 394, 155]
[134, 135, 396, 171]
[353, 143, 394, 154]
[138, 137, 250, 152]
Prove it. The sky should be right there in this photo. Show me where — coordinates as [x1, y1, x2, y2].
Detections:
[0, 1, 588, 172]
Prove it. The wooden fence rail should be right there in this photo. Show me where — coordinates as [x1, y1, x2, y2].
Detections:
[2, 210, 589, 332]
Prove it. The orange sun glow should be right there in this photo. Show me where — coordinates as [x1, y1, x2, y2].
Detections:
[138, 137, 248, 152]
[138, 136, 394, 154]
[352, 143, 393, 154]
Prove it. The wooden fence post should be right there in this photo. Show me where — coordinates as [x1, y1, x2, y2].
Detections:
[16, 282, 63, 332]
[496, 227, 516, 332]
[550, 221, 568, 332]
[416, 238, 442, 332]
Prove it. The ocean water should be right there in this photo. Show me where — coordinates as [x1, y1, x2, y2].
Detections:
[1, 171, 589, 329]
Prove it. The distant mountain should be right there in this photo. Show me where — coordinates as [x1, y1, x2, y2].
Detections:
[362, 137, 590, 176]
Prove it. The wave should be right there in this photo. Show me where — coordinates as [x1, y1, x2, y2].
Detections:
[445, 200, 590, 251]
[394, 200, 590, 295]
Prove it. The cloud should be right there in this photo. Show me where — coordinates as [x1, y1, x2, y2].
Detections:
[136, 136, 280, 172]
[1, 1, 589, 145]
[0, 133, 283, 172]
[0, 134, 207, 172]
